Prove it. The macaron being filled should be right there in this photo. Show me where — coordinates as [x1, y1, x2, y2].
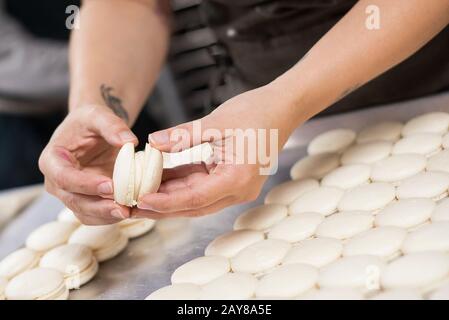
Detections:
[0, 248, 40, 279]
[5, 268, 69, 300]
[26, 221, 77, 253]
[113, 142, 163, 207]
[68, 225, 128, 262]
[118, 218, 156, 239]
[39, 244, 98, 290]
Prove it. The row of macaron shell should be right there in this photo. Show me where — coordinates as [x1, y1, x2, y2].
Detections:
[148, 113, 449, 299]
[0, 209, 155, 300]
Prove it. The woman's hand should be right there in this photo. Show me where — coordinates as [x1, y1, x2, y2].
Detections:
[134, 84, 301, 218]
[39, 105, 137, 225]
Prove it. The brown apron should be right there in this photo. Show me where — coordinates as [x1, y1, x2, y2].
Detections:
[200, 0, 449, 115]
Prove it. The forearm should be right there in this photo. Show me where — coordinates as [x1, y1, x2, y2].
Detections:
[272, 0, 449, 128]
[69, 0, 171, 124]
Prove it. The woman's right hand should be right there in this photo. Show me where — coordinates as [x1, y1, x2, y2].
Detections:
[39, 105, 138, 225]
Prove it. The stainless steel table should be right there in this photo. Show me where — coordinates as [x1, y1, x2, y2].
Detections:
[1, 92, 449, 300]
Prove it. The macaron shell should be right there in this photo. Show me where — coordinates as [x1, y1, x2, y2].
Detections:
[234, 204, 288, 231]
[432, 198, 449, 222]
[230, 239, 291, 274]
[427, 149, 449, 173]
[267, 213, 323, 243]
[290, 153, 340, 180]
[396, 171, 449, 200]
[94, 233, 128, 262]
[289, 187, 344, 216]
[5, 268, 67, 300]
[118, 219, 156, 239]
[402, 112, 449, 136]
[26, 221, 77, 252]
[138, 144, 163, 198]
[321, 164, 371, 189]
[341, 141, 392, 165]
[392, 133, 442, 156]
[402, 222, 449, 253]
[57, 207, 81, 225]
[205, 230, 264, 258]
[307, 129, 356, 155]
[171, 256, 230, 286]
[200, 272, 257, 300]
[315, 212, 374, 240]
[371, 154, 426, 183]
[338, 183, 395, 212]
[356, 121, 403, 144]
[146, 283, 201, 300]
[0, 277, 7, 300]
[65, 257, 98, 290]
[264, 179, 319, 206]
[256, 264, 318, 298]
[375, 198, 434, 229]
[0, 248, 40, 279]
[133, 151, 145, 200]
[282, 238, 343, 268]
[112, 142, 135, 206]
[68, 225, 123, 251]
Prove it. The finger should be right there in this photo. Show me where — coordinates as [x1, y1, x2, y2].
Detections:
[40, 146, 114, 197]
[162, 163, 208, 182]
[132, 196, 237, 219]
[137, 171, 234, 212]
[159, 171, 209, 193]
[84, 106, 138, 147]
[56, 189, 130, 222]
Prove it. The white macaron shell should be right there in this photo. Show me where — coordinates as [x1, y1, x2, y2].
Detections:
[396, 171, 449, 200]
[427, 149, 449, 173]
[356, 121, 403, 144]
[402, 112, 449, 136]
[307, 129, 356, 155]
[138, 144, 163, 198]
[205, 230, 264, 258]
[256, 264, 318, 298]
[315, 212, 374, 240]
[402, 222, 449, 253]
[264, 179, 319, 205]
[289, 187, 344, 216]
[267, 213, 324, 243]
[392, 133, 442, 156]
[113, 142, 136, 206]
[68, 224, 123, 251]
[26, 221, 77, 252]
[375, 198, 434, 229]
[341, 141, 392, 165]
[290, 153, 340, 180]
[171, 256, 230, 286]
[234, 204, 288, 231]
[146, 283, 201, 300]
[283, 238, 343, 268]
[200, 272, 257, 300]
[5, 268, 67, 300]
[338, 183, 395, 212]
[371, 154, 426, 183]
[432, 198, 449, 222]
[321, 164, 371, 189]
[0, 248, 40, 279]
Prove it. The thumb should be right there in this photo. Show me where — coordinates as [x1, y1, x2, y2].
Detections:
[149, 118, 219, 153]
[89, 108, 138, 147]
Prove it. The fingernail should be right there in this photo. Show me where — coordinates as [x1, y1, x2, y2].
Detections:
[111, 209, 125, 219]
[98, 181, 113, 195]
[137, 202, 154, 210]
[149, 131, 169, 146]
[118, 131, 136, 143]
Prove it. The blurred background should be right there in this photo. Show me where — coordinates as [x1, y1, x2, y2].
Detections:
[0, 0, 226, 191]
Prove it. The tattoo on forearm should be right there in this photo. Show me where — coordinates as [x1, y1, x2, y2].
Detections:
[339, 83, 361, 100]
[100, 84, 129, 123]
